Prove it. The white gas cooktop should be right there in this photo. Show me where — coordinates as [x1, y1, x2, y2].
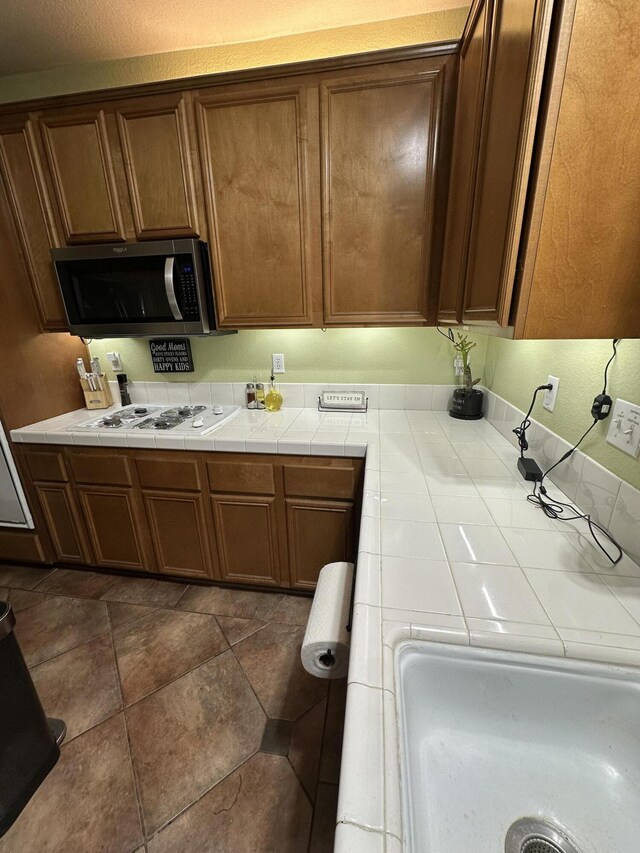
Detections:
[70, 404, 239, 434]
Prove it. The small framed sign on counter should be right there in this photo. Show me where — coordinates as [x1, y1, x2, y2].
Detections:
[149, 339, 194, 373]
[318, 390, 367, 412]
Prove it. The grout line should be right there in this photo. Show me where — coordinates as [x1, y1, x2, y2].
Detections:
[107, 614, 148, 841]
[305, 689, 334, 853]
[146, 749, 260, 842]
[229, 639, 271, 722]
[171, 584, 190, 610]
[285, 695, 327, 812]
[23, 610, 113, 671]
[117, 632, 231, 710]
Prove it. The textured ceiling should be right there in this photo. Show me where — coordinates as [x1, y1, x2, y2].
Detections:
[1, 0, 463, 75]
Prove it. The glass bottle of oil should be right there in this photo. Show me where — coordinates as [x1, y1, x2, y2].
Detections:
[265, 373, 283, 412]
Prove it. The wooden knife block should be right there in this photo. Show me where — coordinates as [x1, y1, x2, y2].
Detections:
[80, 376, 114, 410]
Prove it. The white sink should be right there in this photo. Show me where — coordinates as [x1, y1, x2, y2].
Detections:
[396, 641, 640, 853]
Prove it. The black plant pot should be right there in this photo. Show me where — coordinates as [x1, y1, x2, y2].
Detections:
[449, 387, 484, 420]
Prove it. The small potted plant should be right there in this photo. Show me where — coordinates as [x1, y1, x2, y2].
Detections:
[449, 333, 484, 420]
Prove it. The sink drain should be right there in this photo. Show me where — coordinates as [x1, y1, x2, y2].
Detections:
[506, 818, 583, 853]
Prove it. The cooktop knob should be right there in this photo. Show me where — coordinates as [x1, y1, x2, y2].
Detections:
[134, 408, 148, 415]
[212, 405, 223, 415]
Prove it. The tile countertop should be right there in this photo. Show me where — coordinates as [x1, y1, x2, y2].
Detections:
[11, 405, 640, 852]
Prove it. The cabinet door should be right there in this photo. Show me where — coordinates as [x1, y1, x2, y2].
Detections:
[115, 94, 202, 239]
[77, 486, 150, 571]
[34, 483, 91, 564]
[211, 494, 280, 586]
[143, 491, 215, 579]
[320, 57, 454, 325]
[463, 0, 549, 325]
[38, 108, 126, 243]
[443, 0, 552, 326]
[513, 0, 640, 339]
[195, 82, 321, 327]
[438, 0, 493, 324]
[0, 117, 67, 330]
[286, 499, 353, 590]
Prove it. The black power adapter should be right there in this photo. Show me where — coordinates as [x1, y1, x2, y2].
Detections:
[591, 393, 612, 420]
[517, 457, 544, 482]
[512, 384, 552, 482]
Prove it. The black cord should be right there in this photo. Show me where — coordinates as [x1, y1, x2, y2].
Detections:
[602, 338, 619, 394]
[524, 338, 623, 565]
[513, 385, 552, 459]
[540, 418, 598, 482]
[436, 325, 455, 343]
[527, 484, 623, 565]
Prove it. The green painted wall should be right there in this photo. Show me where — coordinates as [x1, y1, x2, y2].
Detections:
[484, 337, 640, 489]
[89, 327, 488, 386]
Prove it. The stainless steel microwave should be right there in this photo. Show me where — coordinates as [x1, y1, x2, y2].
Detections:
[52, 239, 233, 338]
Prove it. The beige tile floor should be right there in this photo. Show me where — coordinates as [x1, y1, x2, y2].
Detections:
[0, 564, 345, 853]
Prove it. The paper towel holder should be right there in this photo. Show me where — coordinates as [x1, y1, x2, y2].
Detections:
[345, 561, 357, 633]
[319, 649, 336, 668]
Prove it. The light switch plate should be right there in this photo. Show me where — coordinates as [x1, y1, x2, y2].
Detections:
[606, 398, 640, 458]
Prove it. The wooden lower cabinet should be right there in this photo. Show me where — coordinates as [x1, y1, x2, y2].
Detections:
[76, 486, 151, 572]
[286, 499, 354, 590]
[211, 494, 280, 586]
[143, 490, 214, 579]
[19, 445, 363, 590]
[34, 482, 90, 564]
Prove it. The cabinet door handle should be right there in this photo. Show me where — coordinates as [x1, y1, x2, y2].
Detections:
[164, 256, 183, 321]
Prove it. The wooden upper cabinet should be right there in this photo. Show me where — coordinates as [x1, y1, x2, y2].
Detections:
[115, 93, 202, 240]
[513, 0, 640, 339]
[194, 81, 321, 327]
[441, 0, 553, 327]
[0, 117, 67, 330]
[38, 107, 126, 243]
[438, 0, 493, 324]
[320, 57, 455, 326]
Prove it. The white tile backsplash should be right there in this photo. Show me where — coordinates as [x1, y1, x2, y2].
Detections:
[610, 481, 640, 564]
[378, 384, 406, 410]
[165, 382, 190, 405]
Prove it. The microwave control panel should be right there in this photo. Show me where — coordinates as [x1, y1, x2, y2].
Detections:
[178, 259, 200, 320]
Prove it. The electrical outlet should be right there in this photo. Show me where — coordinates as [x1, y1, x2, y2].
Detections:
[606, 398, 640, 458]
[106, 351, 122, 372]
[543, 376, 559, 412]
[272, 353, 285, 374]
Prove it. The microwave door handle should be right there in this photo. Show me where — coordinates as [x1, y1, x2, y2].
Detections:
[164, 256, 183, 321]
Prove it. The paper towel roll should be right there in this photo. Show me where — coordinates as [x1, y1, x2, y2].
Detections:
[301, 561, 354, 679]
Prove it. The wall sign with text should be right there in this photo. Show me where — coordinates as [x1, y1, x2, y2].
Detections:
[149, 339, 194, 373]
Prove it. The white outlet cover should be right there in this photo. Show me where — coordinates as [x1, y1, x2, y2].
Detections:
[543, 376, 560, 412]
[606, 398, 640, 458]
[272, 353, 285, 374]
[106, 351, 122, 371]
